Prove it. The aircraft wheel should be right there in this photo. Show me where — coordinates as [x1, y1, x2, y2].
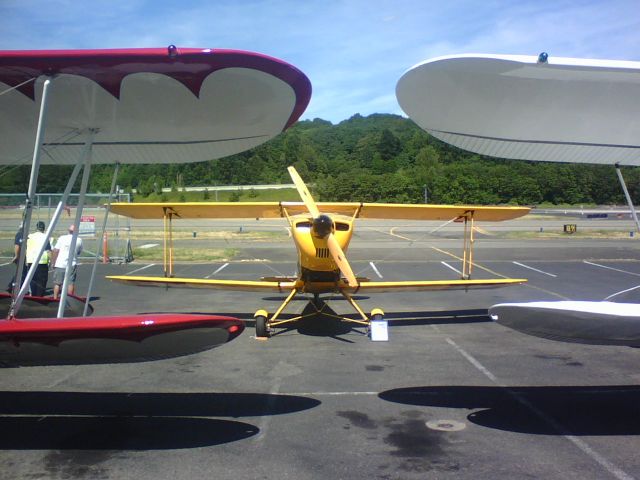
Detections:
[371, 308, 384, 322]
[255, 315, 270, 338]
[369, 308, 385, 338]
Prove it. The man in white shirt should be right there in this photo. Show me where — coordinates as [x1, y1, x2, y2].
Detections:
[52, 224, 83, 299]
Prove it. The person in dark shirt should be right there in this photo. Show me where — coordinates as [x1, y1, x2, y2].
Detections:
[7, 225, 26, 293]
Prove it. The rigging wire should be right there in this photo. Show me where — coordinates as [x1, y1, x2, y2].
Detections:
[0, 77, 36, 97]
[353, 214, 463, 276]
[0, 129, 85, 180]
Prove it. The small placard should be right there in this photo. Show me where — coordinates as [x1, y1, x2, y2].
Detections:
[79, 215, 96, 235]
[370, 320, 388, 341]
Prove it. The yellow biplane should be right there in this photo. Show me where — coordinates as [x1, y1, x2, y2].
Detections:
[107, 167, 529, 337]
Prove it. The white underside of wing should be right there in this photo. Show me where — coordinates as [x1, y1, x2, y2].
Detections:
[497, 301, 640, 316]
[490, 301, 640, 346]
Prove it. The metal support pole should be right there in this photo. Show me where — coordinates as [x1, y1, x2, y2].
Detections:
[615, 164, 640, 233]
[462, 216, 469, 279]
[163, 208, 168, 277]
[468, 212, 475, 278]
[83, 162, 120, 316]
[169, 213, 174, 277]
[57, 139, 94, 318]
[11, 78, 53, 306]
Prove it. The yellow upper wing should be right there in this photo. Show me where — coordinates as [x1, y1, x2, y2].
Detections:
[110, 201, 529, 222]
[109, 202, 284, 219]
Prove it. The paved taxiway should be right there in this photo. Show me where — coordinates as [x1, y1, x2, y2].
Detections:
[1, 226, 640, 480]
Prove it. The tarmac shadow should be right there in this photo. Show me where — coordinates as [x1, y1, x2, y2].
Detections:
[0, 391, 321, 450]
[0, 416, 257, 450]
[379, 385, 640, 435]
[173, 308, 490, 338]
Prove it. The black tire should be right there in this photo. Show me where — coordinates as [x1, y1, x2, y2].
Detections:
[255, 315, 270, 338]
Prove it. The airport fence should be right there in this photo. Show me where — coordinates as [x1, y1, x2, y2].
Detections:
[0, 193, 133, 263]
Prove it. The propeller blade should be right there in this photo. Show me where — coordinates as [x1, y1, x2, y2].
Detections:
[288, 166, 356, 287]
[327, 233, 358, 287]
[288, 166, 320, 217]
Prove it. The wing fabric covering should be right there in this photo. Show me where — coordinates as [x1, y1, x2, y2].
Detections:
[109, 202, 529, 221]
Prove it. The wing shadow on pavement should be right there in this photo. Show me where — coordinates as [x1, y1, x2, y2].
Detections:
[0, 391, 320, 449]
[379, 385, 640, 435]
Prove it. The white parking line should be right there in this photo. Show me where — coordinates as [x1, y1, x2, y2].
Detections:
[441, 261, 462, 276]
[583, 261, 640, 277]
[369, 261, 383, 279]
[605, 285, 640, 301]
[205, 262, 229, 278]
[0, 262, 14, 267]
[125, 263, 156, 275]
[513, 261, 557, 277]
[442, 333, 634, 480]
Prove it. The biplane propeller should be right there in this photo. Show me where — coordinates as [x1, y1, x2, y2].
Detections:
[287, 166, 358, 288]
[107, 166, 529, 338]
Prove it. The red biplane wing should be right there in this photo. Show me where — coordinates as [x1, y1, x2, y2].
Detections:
[0, 313, 244, 366]
[0, 47, 312, 165]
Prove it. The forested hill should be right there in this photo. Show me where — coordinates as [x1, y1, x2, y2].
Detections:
[3, 113, 638, 205]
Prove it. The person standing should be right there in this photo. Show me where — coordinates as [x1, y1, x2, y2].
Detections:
[52, 224, 83, 299]
[25, 221, 52, 296]
[6, 224, 25, 293]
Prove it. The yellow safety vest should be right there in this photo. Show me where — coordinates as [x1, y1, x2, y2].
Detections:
[26, 231, 50, 264]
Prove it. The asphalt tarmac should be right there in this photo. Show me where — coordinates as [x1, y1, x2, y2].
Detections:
[1, 228, 640, 480]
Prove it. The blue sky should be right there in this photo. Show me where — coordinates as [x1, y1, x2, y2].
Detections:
[2, 0, 639, 123]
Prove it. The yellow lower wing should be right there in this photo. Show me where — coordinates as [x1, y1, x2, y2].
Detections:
[107, 275, 525, 293]
[106, 275, 299, 292]
[351, 278, 526, 293]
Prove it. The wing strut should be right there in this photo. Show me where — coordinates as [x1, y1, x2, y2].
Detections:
[462, 211, 475, 279]
[615, 164, 640, 233]
[12, 138, 89, 317]
[58, 134, 94, 318]
[83, 162, 120, 316]
[9, 77, 53, 319]
[162, 207, 176, 277]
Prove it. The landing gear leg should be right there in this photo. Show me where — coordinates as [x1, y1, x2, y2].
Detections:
[312, 293, 324, 310]
[253, 288, 299, 339]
